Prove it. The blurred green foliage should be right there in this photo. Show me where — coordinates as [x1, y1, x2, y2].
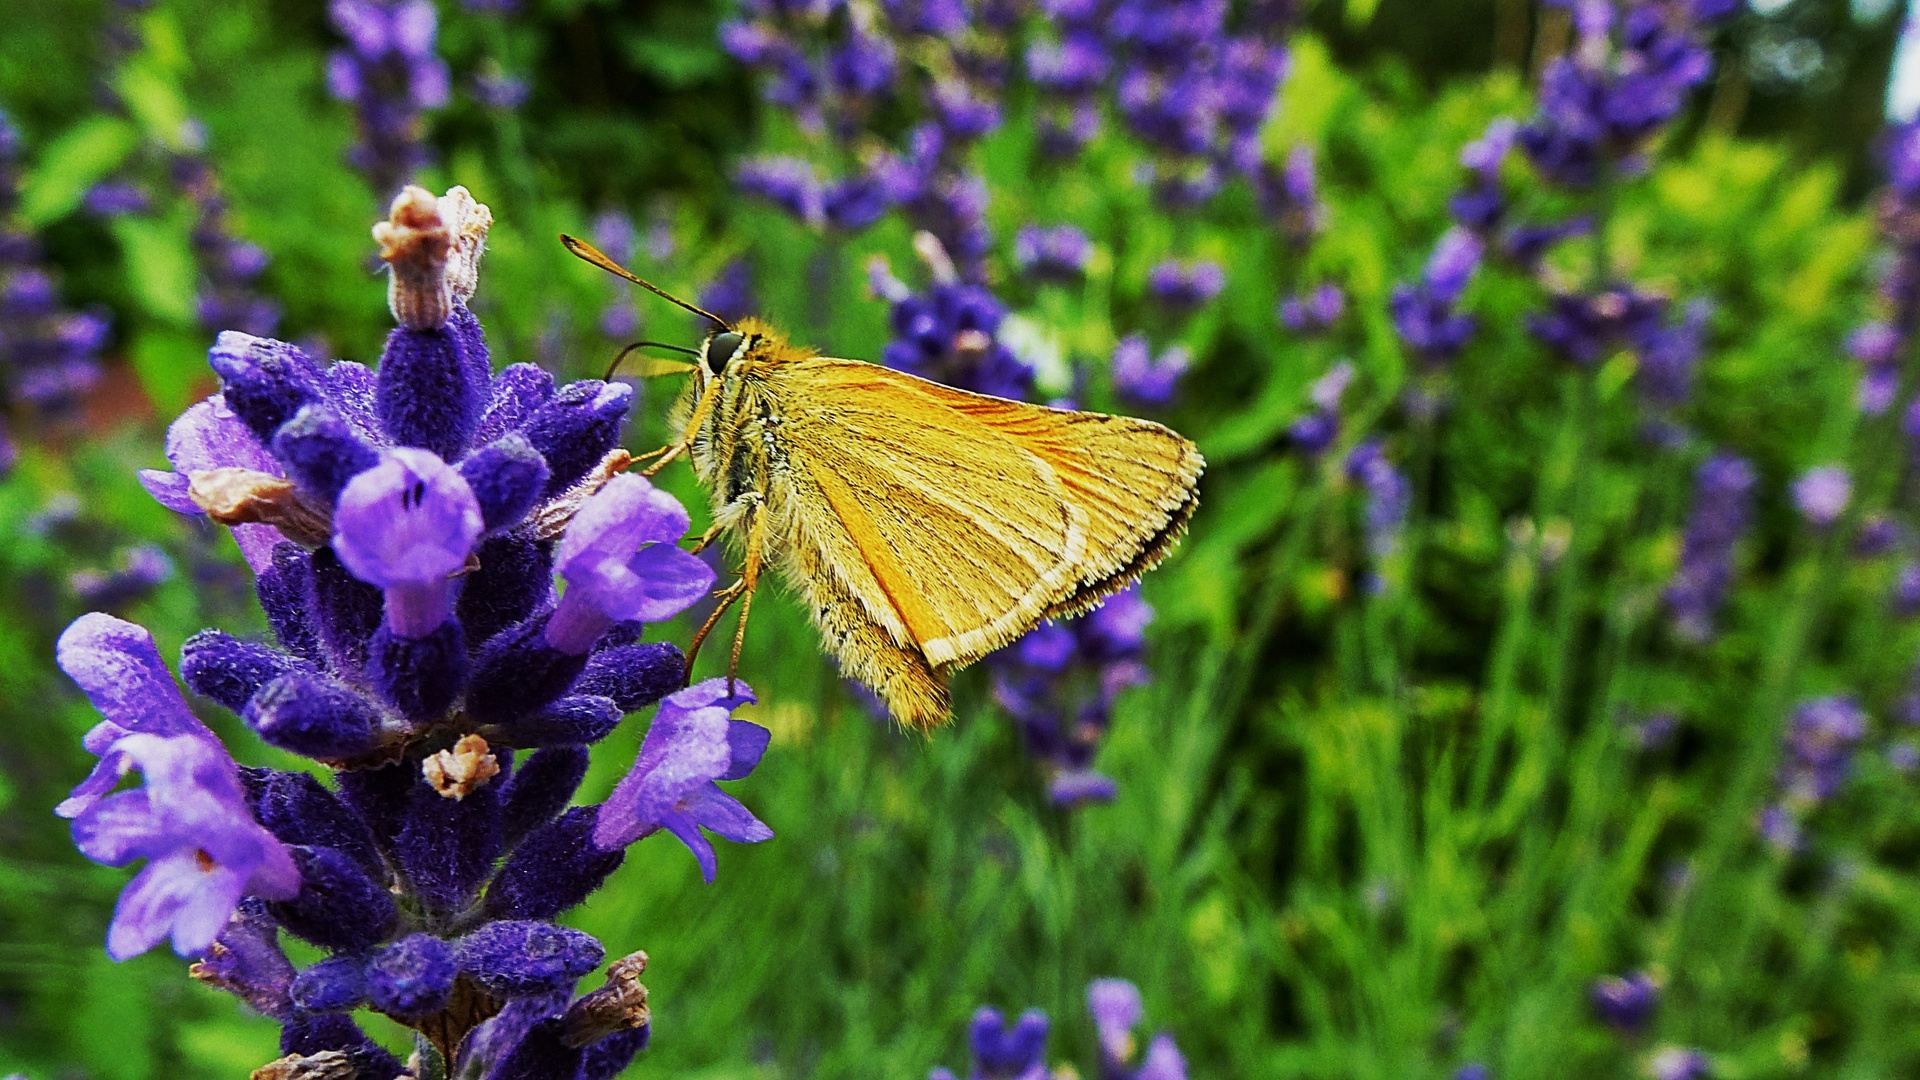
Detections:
[4, 1, 1920, 1079]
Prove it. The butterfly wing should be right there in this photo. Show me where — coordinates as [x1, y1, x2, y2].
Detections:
[768, 359, 1201, 728]
[773, 360, 1092, 673]
[885, 376, 1204, 619]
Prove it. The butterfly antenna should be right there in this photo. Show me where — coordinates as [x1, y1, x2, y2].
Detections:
[561, 234, 733, 331]
[604, 341, 699, 382]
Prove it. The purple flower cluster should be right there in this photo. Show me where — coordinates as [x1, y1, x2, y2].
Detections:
[990, 587, 1152, 808]
[1345, 440, 1410, 566]
[0, 110, 109, 474]
[1589, 970, 1660, 1034]
[929, 978, 1187, 1080]
[327, 0, 450, 201]
[60, 187, 774, 1079]
[1014, 223, 1092, 283]
[1853, 122, 1920, 414]
[1446, 116, 1592, 272]
[722, 0, 899, 140]
[1289, 360, 1354, 457]
[1279, 283, 1344, 337]
[1146, 258, 1225, 314]
[1518, 0, 1740, 190]
[1757, 696, 1866, 853]
[1648, 1047, 1712, 1080]
[1664, 453, 1755, 642]
[1390, 227, 1483, 365]
[1110, 335, 1190, 408]
[1030, 0, 1293, 207]
[872, 244, 1034, 400]
[172, 149, 283, 338]
[1256, 145, 1326, 248]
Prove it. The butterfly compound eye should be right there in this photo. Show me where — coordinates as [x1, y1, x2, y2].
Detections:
[704, 331, 744, 375]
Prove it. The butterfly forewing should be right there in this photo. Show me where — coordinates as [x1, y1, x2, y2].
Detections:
[895, 378, 1204, 617]
[774, 359, 1093, 668]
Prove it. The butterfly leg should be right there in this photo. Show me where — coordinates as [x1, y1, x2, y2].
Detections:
[725, 500, 770, 695]
[639, 377, 727, 479]
[683, 578, 747, 678]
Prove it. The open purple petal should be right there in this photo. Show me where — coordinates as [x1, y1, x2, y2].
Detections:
[139, 470, 197, 513]
[107, 849, 247, 961]
[56, 614, 210, 741]
[660, 811, 719, 883]
[611, 543, 719, 622]
[164, 394, 283, 478]
[681, 784, 773, 844]
[594, 700, 731, 849]
[719, 720, 771, 781]
[72, 790, 170, 864]
[332, 447, 483, 589]
[555, 474, 692, 580]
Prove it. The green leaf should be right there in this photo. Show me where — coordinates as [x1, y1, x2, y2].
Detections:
[116, 58, 192, 149]
[112, 213, 198, 328]
[17, 116, 139, 227]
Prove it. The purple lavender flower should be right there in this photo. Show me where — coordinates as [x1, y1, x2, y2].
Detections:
[1014, 224, 1092, 282]
[1089, 978, 1187, 1080]
[736, 156, 827, 227]
[1779, 696, 1866, 804]
[1665, 453, 1756, 642]
[1346, 441, 1410, 563]
[544, 474, 716, 654]
[0, 113, 109, 445]
[327, 0, 449, 199]
[331, 448, 484, 638]
[1518, 1, 1728, 189]
[991, 588, 1152, 807]
[1647, 1046, 1712, 1080]
[54, 614, 300, 959]
[879, 246, 1034, 399]
[1590, 970, 1660, 1034]
[1111, 335, 1191, 407]
[1391, 228, 1483, 364]
[1893, 561, 1920, 616]
[700, 258, 759, 323]
[83, 180, 151, 216]
[1146, 259, 1225, 312]
[595, 679, 773, 881]
[173, 152, 283, 338]
[931, 1007, 1051, 1080]
[67, 186, 751, 1076]
[1279, 283, 1344, 336]
[1289, 360, 1353, 456]
[1791, 466, 1850, 527]
[1530, 284, 1669, 367]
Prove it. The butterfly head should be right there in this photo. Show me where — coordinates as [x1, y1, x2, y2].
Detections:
[695, 317, 799, 384]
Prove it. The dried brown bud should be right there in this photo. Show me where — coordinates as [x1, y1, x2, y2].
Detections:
[250, 1050, 356, 1080]
[440, 186, 493, 305]
[187, 468, 332, 547]
[374, 185, 454, 330]
[562, 951, 650, 1048]
[423, 734, 501, 800]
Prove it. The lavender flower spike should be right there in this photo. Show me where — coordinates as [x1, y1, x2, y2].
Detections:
[55, 614, 299, 959]
[544, 473, 715, 655]
[595, 679, 772, 881]
[332, 447, 484, 637]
